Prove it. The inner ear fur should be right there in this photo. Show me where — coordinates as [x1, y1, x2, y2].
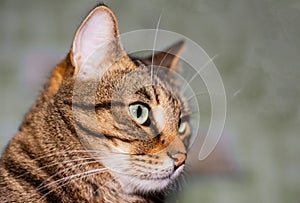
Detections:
[70, 5, 124, 79]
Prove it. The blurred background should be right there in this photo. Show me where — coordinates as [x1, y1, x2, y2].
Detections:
[1, 0, 300, 202]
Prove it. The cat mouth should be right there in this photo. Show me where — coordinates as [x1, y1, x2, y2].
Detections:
[142, 164, 185, 181]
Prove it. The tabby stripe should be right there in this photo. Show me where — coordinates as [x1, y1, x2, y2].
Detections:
[56, 107, 77, 134]
[64, 101, 124, 111]
[135, 87, 151, 100]
[75, 120, 104, 138]
[3, 148, 61, 201]
[95, 101, 124, 109]
[75, 120, 134, 143]
[152, 86, 160, 104]
[104, 134, 134, 143]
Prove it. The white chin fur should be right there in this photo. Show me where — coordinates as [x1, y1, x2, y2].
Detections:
[116, 165, 185, 195]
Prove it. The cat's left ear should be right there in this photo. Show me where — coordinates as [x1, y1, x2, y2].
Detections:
[142, 40, 185, 71]
[71, 6, 124, 79]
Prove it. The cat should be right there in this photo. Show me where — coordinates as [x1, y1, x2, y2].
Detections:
[0, 4, 191, 203]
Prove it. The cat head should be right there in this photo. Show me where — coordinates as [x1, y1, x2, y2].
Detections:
[65, 5, 191, 194]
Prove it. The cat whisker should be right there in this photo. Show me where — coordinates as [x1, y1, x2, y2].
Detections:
[185, 92, 208, 101]
[184, 162, 192, 169]
[164, 178, 177, 196]
[0, 154, 130, 190]
[0, 157, 97, 188]
[38, 165, 133, 201]
[177, 179, 183, 192]
[37, 155, 133, 193]
[181, 174, 188, 187]
[92, 174, 118, 196]
[36, 160, 101, 192]
[33, 149, 131, 162]
[154, 43, 170, 77]
[38, 167, 109, 201]
[181, 54, 219, 94]
[33, 150, 102, 161]
[151, 13, 162, 81]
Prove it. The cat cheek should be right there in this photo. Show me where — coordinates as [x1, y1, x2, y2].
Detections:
[152, 106, 166, 131]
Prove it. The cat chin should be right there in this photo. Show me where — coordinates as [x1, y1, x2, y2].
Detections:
[116, 165, 185, 195]
[121, 177, 170, 194]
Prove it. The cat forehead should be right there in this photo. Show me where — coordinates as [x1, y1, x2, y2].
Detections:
[111, 61, 175, 96]
[114, 74, 186, 113]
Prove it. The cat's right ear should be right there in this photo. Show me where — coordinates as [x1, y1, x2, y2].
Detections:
[71, 6, 124, 79]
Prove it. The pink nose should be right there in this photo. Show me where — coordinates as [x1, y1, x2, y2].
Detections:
[168, 152, 187, 168]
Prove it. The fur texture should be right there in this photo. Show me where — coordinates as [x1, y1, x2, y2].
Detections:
[0, 5, 190, 203]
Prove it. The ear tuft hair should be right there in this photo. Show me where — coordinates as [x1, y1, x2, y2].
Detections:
[71, 6, 123, 79]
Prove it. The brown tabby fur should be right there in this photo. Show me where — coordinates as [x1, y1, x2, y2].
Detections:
[0, 5, 190, 203]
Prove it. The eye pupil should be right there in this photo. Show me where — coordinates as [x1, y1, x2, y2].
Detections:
[136, 105, 142, 118]
[178, 119, 182, 128]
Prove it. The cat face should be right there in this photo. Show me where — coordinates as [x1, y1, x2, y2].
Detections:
[70, 6, 191, 194]
[94, 63, 191, 193]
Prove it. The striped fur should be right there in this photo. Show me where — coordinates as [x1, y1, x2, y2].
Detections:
[0, 5, 190, 203]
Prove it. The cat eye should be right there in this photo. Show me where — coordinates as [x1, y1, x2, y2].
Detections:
[178, 119, 187, 134]
[129, 104, 149, 125]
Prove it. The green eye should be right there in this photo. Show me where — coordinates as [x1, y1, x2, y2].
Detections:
[178, 120, 187, 134]
[129, 104, 149, 125]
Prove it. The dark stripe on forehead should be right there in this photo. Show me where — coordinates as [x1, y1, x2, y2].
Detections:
[135, 87, 151, 100]
[64, 101, 124, 111]
[95, 101, 124, 110]
[153, 87, 160, 104]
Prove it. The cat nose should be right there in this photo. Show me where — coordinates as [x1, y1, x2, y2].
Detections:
[168, 152, 187, 169]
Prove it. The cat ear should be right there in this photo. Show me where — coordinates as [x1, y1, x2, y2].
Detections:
[71, 6, 123, 79]
[142, 40, 185, 71]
